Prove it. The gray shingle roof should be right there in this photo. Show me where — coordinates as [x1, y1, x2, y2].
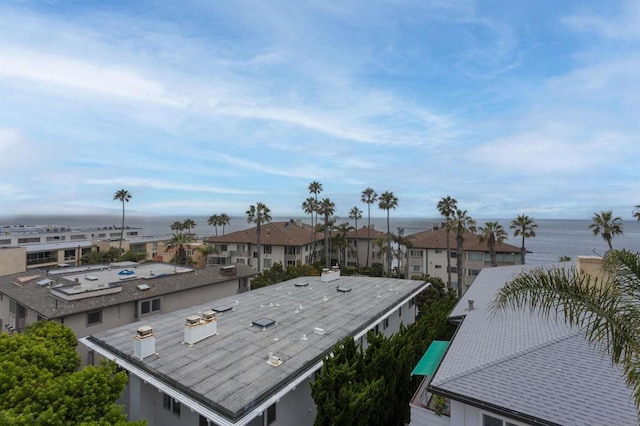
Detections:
[430, 263, 637, 425]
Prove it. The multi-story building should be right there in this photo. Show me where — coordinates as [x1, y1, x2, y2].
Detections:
[405, 226, 521, 291]
[409, 261, 637, 425]
[342, 225, 387, 268]
[204, 220, 324, 271]
[81, 271, 428, 426]
[0, 262, 256, 365]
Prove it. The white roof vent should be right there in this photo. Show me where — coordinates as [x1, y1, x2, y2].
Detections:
[267, 352, 282, 366]
[133, 326, 155, 360]
[184, 312, 218, 345]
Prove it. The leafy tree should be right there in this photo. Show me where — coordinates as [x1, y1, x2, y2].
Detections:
[309, 182, 323, 263]
[559, 255, 572, 262]
[166, 231, 194, 265]
[589, 210, 624, 250]
[250, 262, 320, 289]
[0, 321, 142, 425]
[332, 222, 354, 268]
[634, 205, 640, 222]
[369, 262, 384, 277]
[207, 214, 221, 236]
[349, 206, 363, 268]
[113, 189, 132, 251]
[103, 246, 123, 263]
[437, 196, 458, 287]
[361, 187, 378, 268]
[378, 191, 399, 276]
[493, 249, 640, 413]
[317, 198, 336, 269]
[194, 243, 219, 268]
[510, 214, 537, 265]
[82, 250, 106, 264]
[246, 202, 272, 272]
[120, 250, 145, 262]
[478, 221, 508, 267]
[450, 209, 476, 297]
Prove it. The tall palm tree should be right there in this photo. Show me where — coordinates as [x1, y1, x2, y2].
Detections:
[510, 214, 537, 265]
[493, 249, 640, 413]
[633, 205, 640, 222]
[113, 189, 132, 252]
[478, 221, 508, 267]
[392, 227, 413, 278]
[166, 231, 195, 265]
[348, 206, 363, 268]
[302, 197, 317, 263]
[170, 220, 184, 233]
[378, 191, 399, 276]
[361, 187, 378, 268]
[182, 218, 196, 236]
[589, 210, 624, 250]
[450, 209, 476, 297]
[219, 213, 230, 235]
[332, 222, 355, 268]
[309, 182, 323, 263]
[317, 197, 336, 269]
[437, 196, 458, 286]
[207, 214, 221, 236]
[246, 202, 272, 272]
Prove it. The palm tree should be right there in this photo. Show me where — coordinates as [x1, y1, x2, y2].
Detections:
[437, 196, 458, 286]
[450, 209, 477, 297]
[361, 187, 378, 268]
[392, 227, 413, 278]
[332, 222, 355, 268]
[317, 197, 336, 269]
[493, 249, 640, 413]
[166, 231, 195, 265]
[589, 210, 624, 251]
[113, 189, 132, 251]
[170, 221, 184, 233]
[378, 191, 399, 276]
[207, 214, 220, 236]
[194, 243, 219, 268]
[633, 205, 640, 222]
[302, 197, 317, 262]
[309, 181, 323, 263]
[478, 221, 508, 267]
[219, 213, 230, 235]
[348, 206, 363, 268]
[246, 202, 272, 272]
[183, 218, 197, 236]
[510, 214, 537, 265]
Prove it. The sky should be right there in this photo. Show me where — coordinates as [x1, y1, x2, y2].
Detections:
[0, 0, 638, 220]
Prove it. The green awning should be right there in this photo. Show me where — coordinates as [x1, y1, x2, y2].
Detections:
[411, 340, 450, 376]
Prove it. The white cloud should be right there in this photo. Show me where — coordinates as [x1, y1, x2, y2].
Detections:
[85, 178, 260, 195]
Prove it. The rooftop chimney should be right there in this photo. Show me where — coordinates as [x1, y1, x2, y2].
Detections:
[184, 310, 218, 345]
[468, 300, 474, 311]
[133, 326, 155, 360]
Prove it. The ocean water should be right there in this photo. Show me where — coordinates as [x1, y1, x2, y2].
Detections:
[2, 215, 639, 265]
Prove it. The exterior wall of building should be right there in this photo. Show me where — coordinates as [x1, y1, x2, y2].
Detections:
[0, 247, 27, 276]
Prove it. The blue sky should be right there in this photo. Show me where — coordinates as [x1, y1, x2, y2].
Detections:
[0, 0, 638, 220]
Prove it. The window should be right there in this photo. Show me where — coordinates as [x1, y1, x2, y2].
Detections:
[468, 269, 481, 276]
[468, 252, 483, 261]
[412, 265, 423, 272]
[18, 237, 40, 244]
[87, 350, 95, 366]
[449, 250, 458, 258]
[237, 244, 245, 251]
[482, 412, 521, 426]
[434, 264, 442, 269]
[140, 298, 161, 316]
[64, 249, 76, 260]
[163, 393, 181, 416]
[263, 245, 272, 254]
[285, 246, 300, 255]
[70, 234, 86, 240]
[87, 310, 102, 326]
[219, 244, 228, 252]
[409, 298, 415, 308]
[237, 258, 246, 264]
[267, 403, 276, 425]
[410, 249, 423, 257]
[263, 259, 272, 268]
[399, 307, 402, 317]
[383, 318, 389, 330]
[435, 249, 442, 253]
[287, 260, 296, 266]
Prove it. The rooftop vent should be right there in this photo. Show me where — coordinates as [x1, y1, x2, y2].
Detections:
[212, 305, 233, 314]
[314, 327, 325, 335]
[468, 300, 474, 311]
[133, 326, 155, 360]
[294, 282, 309, 287]
[36, 279, 53, 287]
[136, 284, 150, 291]
[336, 285, 352, 293]
[221, 265, 237, 276]
[267, 352, 282, 366]
[321, 268, 340, 282]
[184, 312, 218, 345]
[252, 318, 275, 329]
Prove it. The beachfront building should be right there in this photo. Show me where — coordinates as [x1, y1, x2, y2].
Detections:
[204, 220, 324, 272]
[405, 226, 521, 292]
[81, 272, 428, 426]
[409, 261, 637, 425]
[0, 262, 256, 365]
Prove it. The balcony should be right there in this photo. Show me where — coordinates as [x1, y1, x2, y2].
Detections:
[410, 376, 450, 425]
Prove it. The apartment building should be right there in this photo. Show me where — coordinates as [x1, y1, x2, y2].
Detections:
[204, 220, 324, 271]
[405, 227, 521, 291]
[342, 225, 387, 268]
[409, 262, 637, 425]
[0, 261, 256, 364]
[81, 272, 428, 426]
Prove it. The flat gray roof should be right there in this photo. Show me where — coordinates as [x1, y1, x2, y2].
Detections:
[0, 263, 256, 319]
[431, 263, 637, 425]
[85, 275, 427, 423]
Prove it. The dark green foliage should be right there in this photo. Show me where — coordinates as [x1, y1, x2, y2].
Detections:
[0, 321, 144, 425]
[250, 262, 321, 289]
[369, 262, 383, 277]
[312, 278, 458, 425]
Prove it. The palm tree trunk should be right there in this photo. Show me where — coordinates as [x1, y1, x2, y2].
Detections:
[521, 234, 526, 265]
[446, 231, 452, 286]
[355, 218, 359, 269]
[119, 200, 125, 251]
[490, 241, 497, 267]
[386, 211, 391, 276]
[256, 224, 261, 272]
[456, 232, 464, 298]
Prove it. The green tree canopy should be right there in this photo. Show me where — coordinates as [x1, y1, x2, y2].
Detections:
[0, 321, 143, 425]
[250, 262, 321, 289]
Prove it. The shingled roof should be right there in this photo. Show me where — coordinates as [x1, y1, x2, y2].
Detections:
[407, 228, 521, 253]
[430, 263, 637, 425]
[204, 221, 322, 246]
